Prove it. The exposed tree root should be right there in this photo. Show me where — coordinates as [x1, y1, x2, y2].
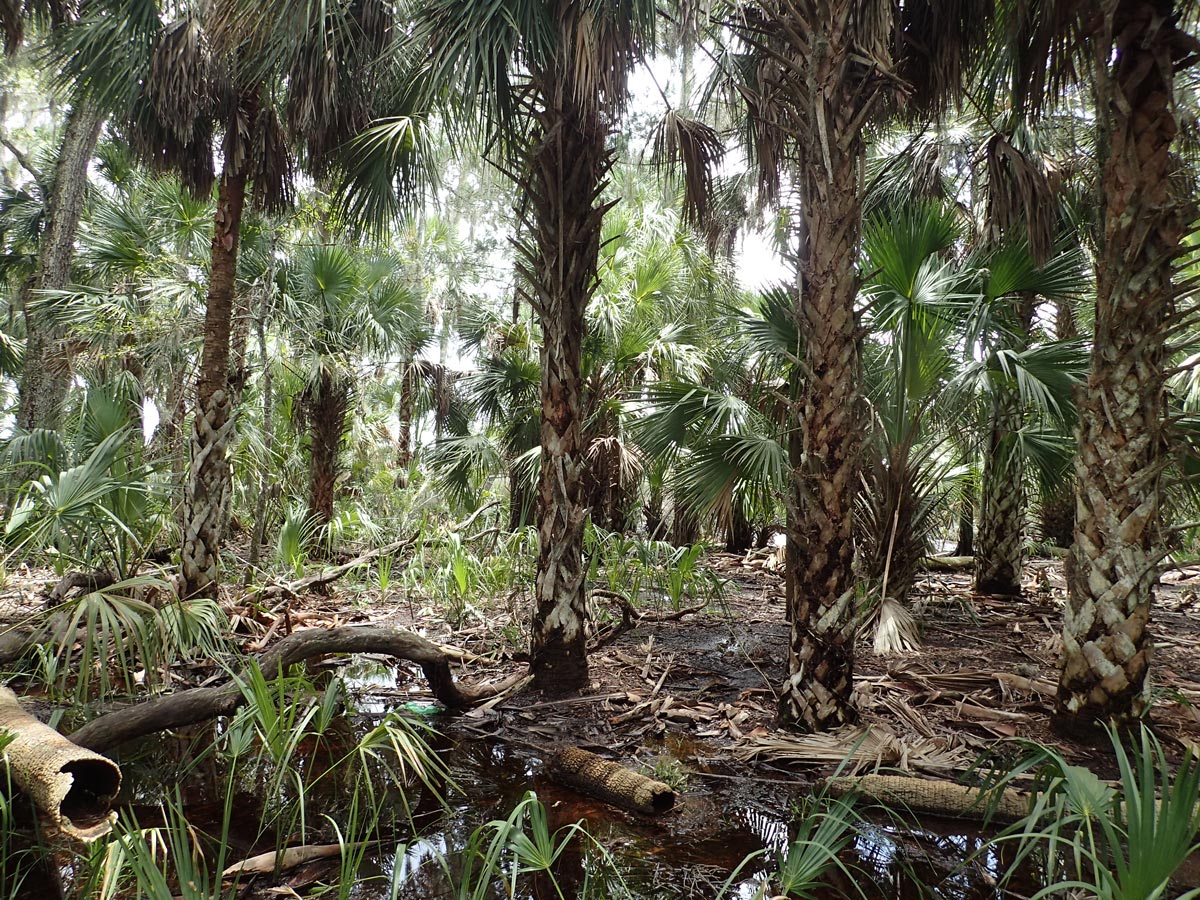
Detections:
[68, 626, 524, 753]
[0, 688, 121, 841]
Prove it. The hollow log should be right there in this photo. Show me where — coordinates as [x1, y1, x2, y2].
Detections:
[0, 688, 121, 841]
[68, 625, 523, 753]
[827, 773, 1030, 822]
[547, 747, 676, 815]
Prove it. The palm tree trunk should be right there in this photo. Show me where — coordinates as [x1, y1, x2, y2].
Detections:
[976, 295, 1034, 596]
[396, 356, 414, 474]
[1058, 0, 1186, 726]
[181, 166, 248, 599]
[1039, 298, 1078, 547]
[779, 83, 869, 733]
[975, 389, 1025, 594]
[249, 290, 276, 567]
[308, 370, 348, 531]
[16, 104, 103, 432]
[522, 72, 611, 693]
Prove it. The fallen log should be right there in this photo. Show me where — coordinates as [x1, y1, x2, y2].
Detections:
[547, 747, 676, 815]
[921, 556, 974, 571]
[827, 773, 1030, 822]
[68, 625, 525, 753]
[0, 688, 121, 841]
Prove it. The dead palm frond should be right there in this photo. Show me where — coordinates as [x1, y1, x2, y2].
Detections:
[650, 109, 725, 230]
[736, 723, 972, 775]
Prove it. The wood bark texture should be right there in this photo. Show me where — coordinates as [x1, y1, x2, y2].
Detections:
[976, 296, 1035, 596]
[308, 370, 349, 529]
[827, 773, 1030, 822]
[1058, 0, 1189, 725]
[746, 1, 889, 731]
[182, 164, 248, 599]
[519, 30, 614, 693]
[17, 104, 104, 432]
[0, 687, 121, 841]
[547, 747, 675, 814]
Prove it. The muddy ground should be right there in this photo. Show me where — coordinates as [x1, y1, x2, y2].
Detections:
[3, 552, 1199, 897]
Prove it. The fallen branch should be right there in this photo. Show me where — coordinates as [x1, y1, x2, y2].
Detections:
[0, 688, 121, 841]
[45, 570, 116, 607]
[261, 537, 416, 598]
[68, 625, 525, 753]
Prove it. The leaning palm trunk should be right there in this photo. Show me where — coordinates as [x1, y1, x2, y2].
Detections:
[16, 104, 104, 432]
[1058, 0, 1188, 726]
[522, 65, 612, 692]
[975, 386, 1025, 595]
[182, 165, 248, 599]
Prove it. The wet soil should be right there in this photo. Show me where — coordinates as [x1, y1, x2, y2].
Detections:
[4, 553, 1200, 897]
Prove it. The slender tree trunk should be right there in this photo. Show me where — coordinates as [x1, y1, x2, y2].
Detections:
[308, 370, 348, 531]
[954, 491, 975, 557]
[508, 467, 530, 531]
[522, 70, 612, 693]
[1039, 298, 1078, 547]
[1058, 0, 1188, 727]
[396, 355, 414, 477]
[16, 104, 103, 432]
[181, 166, 248, 599]
[976, 295, 1036, 596]
[249, 285, 276, 567]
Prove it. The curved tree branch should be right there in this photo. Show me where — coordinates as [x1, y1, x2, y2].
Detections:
[68, 626, 523, 752]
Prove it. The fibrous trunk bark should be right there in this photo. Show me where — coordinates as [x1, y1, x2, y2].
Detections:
[249, 285, 276, 567]
[976, 296, 1035, 596]
[1058, 0, 1188, 726]
[975, 388, 1025, 594]
[181, 165, 248, 599]
[16, 104, 103, 432]
[521, 64, 612, 693]
[308, 370, 348, 531]
[776, 29, 875, 728]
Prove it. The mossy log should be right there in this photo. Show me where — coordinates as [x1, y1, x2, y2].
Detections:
[547, 747, 676, 814]
[827, 773, 1030, 822]
[0, 688, 121, 841]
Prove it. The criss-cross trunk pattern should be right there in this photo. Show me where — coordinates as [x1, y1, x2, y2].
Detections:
[976, 295, 1036, 596]
[308, 370, 350, 530]
[182, 164, 248, 599]
[1058, 0, 1190, 725]
[518, 54, 614, 693]
[743, 1, 894, 731]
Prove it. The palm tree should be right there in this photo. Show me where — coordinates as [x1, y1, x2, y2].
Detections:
[1056, 0, 1197, 726]
[725, 1, 993, 730]
[58, 0, 428, 598]
[276, 244, 423, 533]
[0, 0, 106, 433]
[413, 0, 657, 691]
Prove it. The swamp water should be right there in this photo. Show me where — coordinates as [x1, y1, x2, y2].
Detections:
[13, 659, 1038, 899]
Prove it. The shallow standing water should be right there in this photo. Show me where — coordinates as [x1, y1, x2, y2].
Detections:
[75, 658, 1041, 900]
